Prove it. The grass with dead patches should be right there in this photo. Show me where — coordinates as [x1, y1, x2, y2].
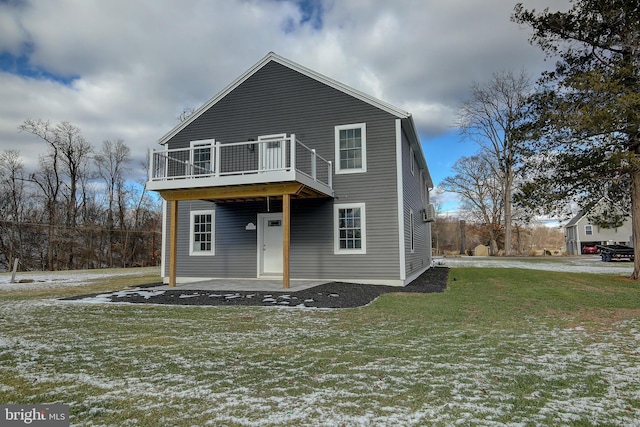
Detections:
[0, 267, 161, 300]
[1, 267, 639, 426]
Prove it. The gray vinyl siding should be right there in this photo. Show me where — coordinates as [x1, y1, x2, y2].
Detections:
[163, 61, 403, 282]
[164, 197, 402, 281]
[401, 128, 431, 277]
[166, 200, 258, 278]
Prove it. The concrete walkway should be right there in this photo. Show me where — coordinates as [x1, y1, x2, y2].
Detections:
[151, 278, 330, 292]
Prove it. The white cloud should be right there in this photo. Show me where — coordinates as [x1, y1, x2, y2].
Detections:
[431, 186, 462, 216]
[0, 0, 569, 186]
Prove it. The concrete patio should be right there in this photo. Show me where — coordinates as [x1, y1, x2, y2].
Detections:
[150, 278, 330, 292]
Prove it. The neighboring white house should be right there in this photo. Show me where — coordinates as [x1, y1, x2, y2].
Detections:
[565, 201, 632, 254]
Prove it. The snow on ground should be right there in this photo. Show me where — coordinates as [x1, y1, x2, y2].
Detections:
[0, 267, 159, 290]
[437, 256, 634, 275]
[1, 264, 639, 424]
[0, 299, 638, 426]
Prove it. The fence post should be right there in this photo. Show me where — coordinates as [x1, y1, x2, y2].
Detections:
[215, 141, 221, 177]
[328, 161, 333, 188]
[290, 134, 296, 172]
[311, 149, 317, 181]
[148, 150, 153, 181]
[10, 258, 19, 283]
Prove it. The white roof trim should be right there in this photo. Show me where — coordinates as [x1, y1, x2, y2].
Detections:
[157, 52, 412, 145]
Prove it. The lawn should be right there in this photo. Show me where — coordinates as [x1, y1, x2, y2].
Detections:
[1, 264, 639, 426]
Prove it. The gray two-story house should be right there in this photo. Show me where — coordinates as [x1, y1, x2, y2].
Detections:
[147, 52, 435, 288]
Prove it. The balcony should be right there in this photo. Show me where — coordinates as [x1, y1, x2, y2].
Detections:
[147, 134, 334, 200]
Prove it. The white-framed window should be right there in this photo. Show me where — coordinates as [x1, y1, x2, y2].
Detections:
[190, 139, 214, 175]
[335, 123, 367, 174]
[334, 203, 366, 254]
[585, 225, 593, 236]
[409, 209, 415, 253]
[190, 210, 215, 255]
[420, 171, 425, 202]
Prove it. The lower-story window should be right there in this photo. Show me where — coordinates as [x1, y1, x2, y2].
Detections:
[334, 203, 366, 254]
[190, 210, 215, 255]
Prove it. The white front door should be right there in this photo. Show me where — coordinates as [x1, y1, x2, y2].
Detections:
[258, 134, 286, 171]
[259, 213, 283, 276]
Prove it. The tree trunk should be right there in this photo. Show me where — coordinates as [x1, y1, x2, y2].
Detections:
[504, 171, 513, 256]
[631, 167, 640, 279]
[459, 220, 466, 255]
[489, 238, 499, 256]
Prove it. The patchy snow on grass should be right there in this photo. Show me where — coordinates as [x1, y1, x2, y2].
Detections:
[438, 256, 634, 275]
[1, 264, 639, 425]
[0, 267, 159, 290]
[1, 297, 639, 426]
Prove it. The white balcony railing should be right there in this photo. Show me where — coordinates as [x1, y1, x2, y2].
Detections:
[147, 134, 333, 194]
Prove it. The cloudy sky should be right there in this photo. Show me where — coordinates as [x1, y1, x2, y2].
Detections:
[0, 0, 567, 211]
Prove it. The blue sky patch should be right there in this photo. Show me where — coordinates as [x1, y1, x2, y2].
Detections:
[0, 44, 78, 85]
[296, 0, 323, 30]
[281, 0, 323, 33]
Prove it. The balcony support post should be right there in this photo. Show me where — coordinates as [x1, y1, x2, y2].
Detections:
[282, 193, 291, 289]
[168, 200, 178, 287]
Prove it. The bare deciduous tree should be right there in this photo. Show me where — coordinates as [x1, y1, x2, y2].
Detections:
[1, 126, 161, 272]
[441, 153, 503, 254]
[457, 70, 532, 255]
[95, 139, 131, 266]
[19, 119, 93, 268]
[0, 150, 26, 267]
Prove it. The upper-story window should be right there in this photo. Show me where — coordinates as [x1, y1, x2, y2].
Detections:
[585, 225, 593, 235]
[335, 123, 367, 174]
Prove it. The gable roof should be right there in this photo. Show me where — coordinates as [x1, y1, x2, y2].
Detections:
[565, 211, 585, 228]
[565, 197, 630, 228]
[157, 52, 432, 187]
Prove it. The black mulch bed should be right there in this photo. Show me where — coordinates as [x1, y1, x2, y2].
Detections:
[64, 267, 448, 309]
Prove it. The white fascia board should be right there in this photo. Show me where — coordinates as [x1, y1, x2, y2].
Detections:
[402, 116, 432, 188]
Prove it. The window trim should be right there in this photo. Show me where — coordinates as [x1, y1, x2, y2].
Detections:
[334, 203, 366, 254]
[335, 123, 367, 174]
[409, 209, 415, 253]
[585, 224, 593, 236]
[189, 209, 215, 256]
